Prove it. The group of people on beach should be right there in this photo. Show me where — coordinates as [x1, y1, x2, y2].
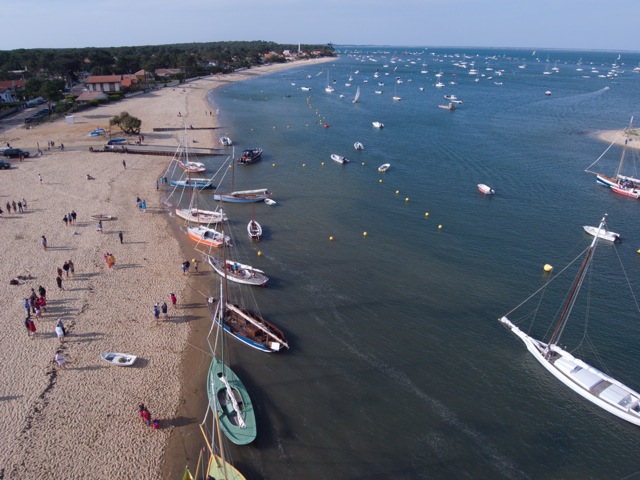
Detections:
[0, 197, 27, 216]
[62, 210, 78, 226]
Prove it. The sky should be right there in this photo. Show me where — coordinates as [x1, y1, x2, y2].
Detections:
[2, 0, 639, 52]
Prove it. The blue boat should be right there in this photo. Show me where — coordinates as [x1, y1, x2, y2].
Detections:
[169, 178, 215, 189]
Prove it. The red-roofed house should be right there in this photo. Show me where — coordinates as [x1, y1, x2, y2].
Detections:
[0, 79, 25, 103]
[85, 75, 124, 92]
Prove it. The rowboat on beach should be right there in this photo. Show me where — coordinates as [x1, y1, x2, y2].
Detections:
[100, 352, 137, 366]
[91, 214, 115, 221]
[187, 225, 230, 248]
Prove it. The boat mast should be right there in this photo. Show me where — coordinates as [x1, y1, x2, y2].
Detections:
[616, 116, 634, 178]
[548, 216, 605, 346]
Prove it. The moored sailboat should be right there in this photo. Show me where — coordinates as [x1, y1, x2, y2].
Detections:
[499, 216, 640, 427]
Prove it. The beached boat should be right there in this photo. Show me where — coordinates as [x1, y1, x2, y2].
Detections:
[500, 215, 640, 427]
[477, 184, 495, 195]
[237, 148, 262, 165]
[207, 299, 288, 353]
[91, 214, 115, 221]
[206, 255, 268, 286]
[585, 116, 640, 197]
[331, 154, 348, 164]
[100, 352, 137, 366]
[179, 161, 206, 173]
[187, 225, 230, 248]
[583, 225, 621, 242]
[378, 163, 391, 172]
[354, 142, 364, 151]
[175, 208, 227, 224]
[372, 121, 384, 129]
[218, 136, 232, 146]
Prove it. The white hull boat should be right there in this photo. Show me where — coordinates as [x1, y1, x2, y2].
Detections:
[583, 225, 620, 242]
[206, 255, 269, 286]
[101, 352, 137, 366]
[372, 121, 384, 129]
[354, 142, 364, 151]
[331, 154, 348, 164]
[175, 208, 227, 224]
[477, 184, 495, 195]
[248, 220, 262, 241]
[500, 216, 640, 427]
[378, 163, 391, 172]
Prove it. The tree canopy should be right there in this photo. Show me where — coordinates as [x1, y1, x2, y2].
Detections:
[0, 41, 335, 82]
[109, 111, 142, 135]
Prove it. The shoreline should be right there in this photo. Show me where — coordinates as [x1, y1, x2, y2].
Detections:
[0, 57, 332, 479]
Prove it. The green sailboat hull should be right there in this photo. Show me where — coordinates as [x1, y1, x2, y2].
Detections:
[207, 356, 257, 445]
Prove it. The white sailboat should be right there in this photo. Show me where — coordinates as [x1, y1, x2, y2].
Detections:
[325, 70, 334, 93]
[500, 216, 640, 427]
[352, 86, 360, 104]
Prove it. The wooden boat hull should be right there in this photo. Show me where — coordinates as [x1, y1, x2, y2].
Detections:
[100, 352, 137, 366]
[208, 300, 288, 353]
[207, 356, 257, 445]
[213, 189, 271, 203]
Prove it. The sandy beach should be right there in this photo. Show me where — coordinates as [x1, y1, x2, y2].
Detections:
[596, 122, 640, 150]
[0, 57, 331, 479]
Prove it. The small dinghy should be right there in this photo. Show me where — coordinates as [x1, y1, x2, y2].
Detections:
[477, 184, 495, 195]
[101, 352, 137, 366]
[583, 225, 621, 243]
[264, 198, 277, 206]
[91, 214, 115, 220]
[331, 154, 348, 164]
[378, 163, 391, 173]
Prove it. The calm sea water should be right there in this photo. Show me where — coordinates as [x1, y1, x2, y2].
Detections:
[193, 47, 640, 479]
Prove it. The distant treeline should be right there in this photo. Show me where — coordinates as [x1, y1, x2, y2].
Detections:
[0, 41, 335, 82]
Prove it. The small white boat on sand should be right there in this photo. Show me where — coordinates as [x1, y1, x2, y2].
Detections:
[101, 352, 137, 366]
[331, 154, 348, 164]
[583, 225, 621, 242]
[92, 214, 115, 221]
[378, 163, 391, 172]
[477, 184, 495, 195]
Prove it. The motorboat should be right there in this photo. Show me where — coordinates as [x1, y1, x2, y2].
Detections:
[477, 184, 495, 195]
[331, 154, 348, 164]
[583, 225, 621, 242]
[372, 121, 384, 129]
[354, 142, 365, 151]
[218, 136, 232, 146]
[237, 148, 262, 165]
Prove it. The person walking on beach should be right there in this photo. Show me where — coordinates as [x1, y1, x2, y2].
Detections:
[97, 220, 103, 233]
[138, 404, 152, 426]
[62, 261, 70, 277]
[68, 260, 74, 276]
[38, 174, 42, 184]
[192, 259, 199, 274]
[22, 198, 27, 210]
[55, 318, 65, 342]
[170, 292, 177, 307]
[118, 231, 124, 244]
[17, 201, 23, 213]
[23, 298, 31, 319]
[5, 202, 11, 214]
[40, 235, 47, 251]
[153, 303, 160, 321]
[161, 302, 169, 319]
[56, 274, 63, 290]
[63, 215, 68, 226]
[11, 200, 16, 212]
[71, 210, 77, 224]
[25, 317, 36, 338]
[122, 159, 126, 169]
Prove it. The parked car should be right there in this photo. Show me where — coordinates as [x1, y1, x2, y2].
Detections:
[3, 148, 29, 159]
[0, 160, 11, 169]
